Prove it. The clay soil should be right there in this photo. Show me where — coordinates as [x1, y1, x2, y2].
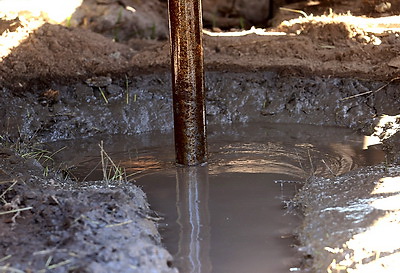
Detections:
[0, 0, 400, 272]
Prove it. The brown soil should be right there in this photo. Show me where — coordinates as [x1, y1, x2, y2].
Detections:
[0, 147, 176, 273]
[2, 5, 400, 92]
[0, 0, 400, 272]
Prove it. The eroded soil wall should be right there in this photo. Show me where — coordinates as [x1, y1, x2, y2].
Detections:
[1, 71, 399, 273]
[2, 71, 399, 142]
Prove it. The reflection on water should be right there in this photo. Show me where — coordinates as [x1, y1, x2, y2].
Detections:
[138, 168, 301, 273]
[175, 166, 211, 273]
[46, 123, 385, 273]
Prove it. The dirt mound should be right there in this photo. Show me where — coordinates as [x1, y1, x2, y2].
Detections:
[278, 20, 373, 45]
[276, 14, 383, 45]
[0, 22, 133, 91]
[69, 0, 169, 41]
[2, 12, 400, 94]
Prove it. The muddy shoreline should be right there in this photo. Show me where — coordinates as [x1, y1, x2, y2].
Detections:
[2, 71, 399, 143]
[0, 146, 177, 272]
[1, 2, 400, 271]
[1, 69, 399, 272]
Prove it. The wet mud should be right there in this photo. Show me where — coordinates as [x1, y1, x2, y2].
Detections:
[0, 148, 176, 273]
[0, 70, 398, 272]
[296, 165, 400, 272]
[1, 2, 400, 272]
[2, 72, 399, 143]
[41, 123, 385, 272]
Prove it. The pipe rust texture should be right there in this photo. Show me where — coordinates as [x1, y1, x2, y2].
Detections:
[168, 0, 207, 166]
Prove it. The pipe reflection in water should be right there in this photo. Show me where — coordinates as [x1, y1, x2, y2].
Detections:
[43, 123, 386, 272]
[175, 166, 212, 273]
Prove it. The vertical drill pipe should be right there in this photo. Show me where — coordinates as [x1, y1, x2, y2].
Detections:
[168, 0, 207, 166]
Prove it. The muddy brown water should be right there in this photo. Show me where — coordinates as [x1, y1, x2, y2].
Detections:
[47, 123, 384, 273]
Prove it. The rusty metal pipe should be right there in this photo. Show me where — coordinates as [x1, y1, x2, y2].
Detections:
[168, 0, 207, 166]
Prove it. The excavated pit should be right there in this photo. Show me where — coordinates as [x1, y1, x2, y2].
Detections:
[1, 71, 398, 272]
[2, 2, 400, 271]
[2, 71, 398, 142]
[44, 122, 385, 273]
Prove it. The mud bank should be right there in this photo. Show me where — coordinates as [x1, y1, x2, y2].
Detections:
[296, 165, 400, 272]
[0, 147, 177, 273]
[1, 3, 400, 271]
[2, 71, 399, 142]
[1, 70, 399, 272]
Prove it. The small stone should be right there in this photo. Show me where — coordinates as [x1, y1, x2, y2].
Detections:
[39, 89, 60, 106]
[85, 76, 112, 88]
[106, 84, 122, 96]
[388, 56, 400, 68]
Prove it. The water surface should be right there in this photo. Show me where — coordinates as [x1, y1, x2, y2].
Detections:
[48, 123, 384, 273]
